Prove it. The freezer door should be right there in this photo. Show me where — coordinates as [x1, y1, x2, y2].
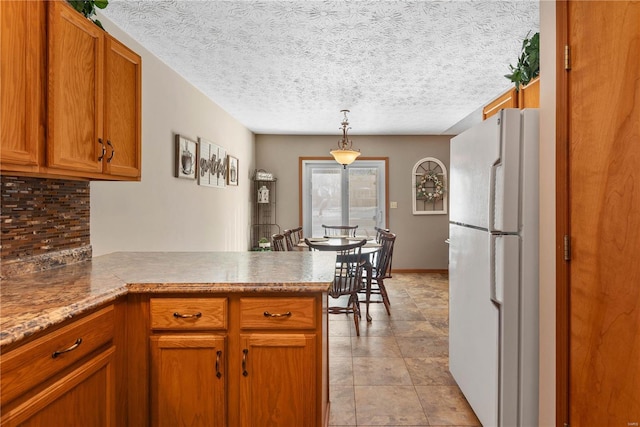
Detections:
[449, 109, 522, 232]
[449, 224, 499, 427]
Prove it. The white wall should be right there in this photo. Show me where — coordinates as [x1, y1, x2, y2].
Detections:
[539, 1, 556, 425]
[255, 134, 451, 270]
[90, 16, 255, 256]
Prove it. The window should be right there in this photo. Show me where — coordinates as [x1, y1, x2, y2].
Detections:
[301, 160, 387, 237]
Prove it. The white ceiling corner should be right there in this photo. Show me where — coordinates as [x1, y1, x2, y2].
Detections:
[101, 0, 539, 135]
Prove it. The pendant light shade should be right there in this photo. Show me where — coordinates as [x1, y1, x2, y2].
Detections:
[330, 110, 361, 168]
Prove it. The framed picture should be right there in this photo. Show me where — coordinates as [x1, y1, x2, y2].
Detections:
[227, 155, 239, 186]
[175, 134, 197, 179]
[197, 137, 227, 188]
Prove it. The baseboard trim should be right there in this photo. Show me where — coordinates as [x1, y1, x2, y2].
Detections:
[392, 269, 449, 274]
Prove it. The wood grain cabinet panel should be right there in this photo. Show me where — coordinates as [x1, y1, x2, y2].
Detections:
[150, 335, 226, 427]
[482, 87, 518, 120]
[1, 0, 141, 180]
[0, 0, 45, 173]
[0, 305, 117, 427]
[240, 297, 316, 329]
[239, 334, 316, 427]
[150, 297, 227, 330]
[104, 36, 141, 178]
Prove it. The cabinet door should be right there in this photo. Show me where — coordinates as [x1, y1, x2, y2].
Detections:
[104, 35, 141, 179]
[150, 335, 226, 427]
[0, 0, 45, 172]
[47, 0, 104, 174]
[1, 347, 116, 427]
[239, 334, 316, 427]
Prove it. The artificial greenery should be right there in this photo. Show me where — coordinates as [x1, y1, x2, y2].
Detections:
[67, 0, 109, 30]
[504, 31, 540, 91]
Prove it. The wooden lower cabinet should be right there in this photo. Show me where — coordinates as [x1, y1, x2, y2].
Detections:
[145, 294, 328, 427]
[150, 335, 226, 427]
[239, 334, 316, 426]
[0, 305, 118, 427]
[1, 347, 116, 427]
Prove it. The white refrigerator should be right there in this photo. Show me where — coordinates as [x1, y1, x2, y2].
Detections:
[448, 108, 539, 427]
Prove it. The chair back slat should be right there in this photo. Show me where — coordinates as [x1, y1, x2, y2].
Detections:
[283, 226, 303, 250]
[271, 234, 287, 251]
[322, 224, 358, 238]
[304, 238, 367, 298]
[374, 232, 396, 280]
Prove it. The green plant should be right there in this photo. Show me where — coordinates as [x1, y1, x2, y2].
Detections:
[258, 237, 269, 244]
[504, 31, 540, 91]
[67, 0, 109, 30]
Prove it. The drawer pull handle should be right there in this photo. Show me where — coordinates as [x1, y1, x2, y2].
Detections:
[242, 349, 249, 377]
[215, 350, 222, 379]
[173, 311, 202, 319]
[263, 311, 292, 318]
[52, 338, 83, 359]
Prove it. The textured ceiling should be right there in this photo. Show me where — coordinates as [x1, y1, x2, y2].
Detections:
[102, 1, 539, 135]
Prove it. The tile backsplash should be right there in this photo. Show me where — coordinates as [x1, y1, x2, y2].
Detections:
[1, 175, 91, 277]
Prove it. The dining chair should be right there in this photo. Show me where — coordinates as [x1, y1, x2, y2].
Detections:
[322, 224, 358, 238]
[271, 233, 287, 251]
[374, 226, 390, 243]
[304, 238, 367, 336]
[360, 231, 396, 316]
[283, 226, 303, 251]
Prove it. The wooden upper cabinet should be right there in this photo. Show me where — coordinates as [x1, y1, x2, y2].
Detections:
[482, 76, 540, 120]
[104, 36, 142, 178]
[1, 0, 141, 180]
[518, 76, 540, 110]
[482, 87, 518, 120]
[47, 0, 104, 174]
[0, 0, 46, 172]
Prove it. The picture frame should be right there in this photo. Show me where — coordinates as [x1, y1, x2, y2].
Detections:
[227, 155, 239, 186]
[175, 134, 197, 179]
[197, 137, 227, 188]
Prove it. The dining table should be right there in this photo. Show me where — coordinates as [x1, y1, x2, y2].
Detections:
[296, 236, 382, 322]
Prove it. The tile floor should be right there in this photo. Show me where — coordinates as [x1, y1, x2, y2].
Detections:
[328, 272, 482, 427]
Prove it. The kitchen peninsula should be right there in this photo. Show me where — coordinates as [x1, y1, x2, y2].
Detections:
[0, 251, 335, 427]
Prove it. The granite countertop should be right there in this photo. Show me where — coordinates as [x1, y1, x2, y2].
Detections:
[0, 251, 336, 348]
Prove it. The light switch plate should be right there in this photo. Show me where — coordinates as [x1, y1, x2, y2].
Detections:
[390, 201, 398, 209]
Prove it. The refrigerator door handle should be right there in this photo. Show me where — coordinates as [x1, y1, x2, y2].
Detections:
[489, 235, 503, 306]
[488, 161, 500, 233]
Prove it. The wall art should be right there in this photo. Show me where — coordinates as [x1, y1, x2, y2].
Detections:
[197, 138, 227, 188]
[412, 157, 448, 215]
[175, 134, 197, 179]
[227, 155, 239, 186]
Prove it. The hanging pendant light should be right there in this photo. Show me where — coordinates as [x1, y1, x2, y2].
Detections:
[330, 109, 361, 168]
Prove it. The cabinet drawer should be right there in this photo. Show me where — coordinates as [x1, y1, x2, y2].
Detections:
[0, 305, 114, 405]
[240, 297, 316, 329]
[150, 298, 227, 330]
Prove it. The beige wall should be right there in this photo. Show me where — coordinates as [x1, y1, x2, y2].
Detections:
[90, 15, 255, 256]
[539, 1, 556, 425]
[255, 134, 451, 270]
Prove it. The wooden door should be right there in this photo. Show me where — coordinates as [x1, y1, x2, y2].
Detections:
[239, 334, 316, 427]
[104, 35, 142, 179]
[150, 335, 226, 427]
[0, 0, 45, 172]
[47, 0, 104, 174]
[1, 347, 116, 427]
[563, 2, 640, 425]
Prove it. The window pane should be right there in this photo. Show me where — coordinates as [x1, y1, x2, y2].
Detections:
[349, 167, 379, 237]
[311, 168, 342, 237]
